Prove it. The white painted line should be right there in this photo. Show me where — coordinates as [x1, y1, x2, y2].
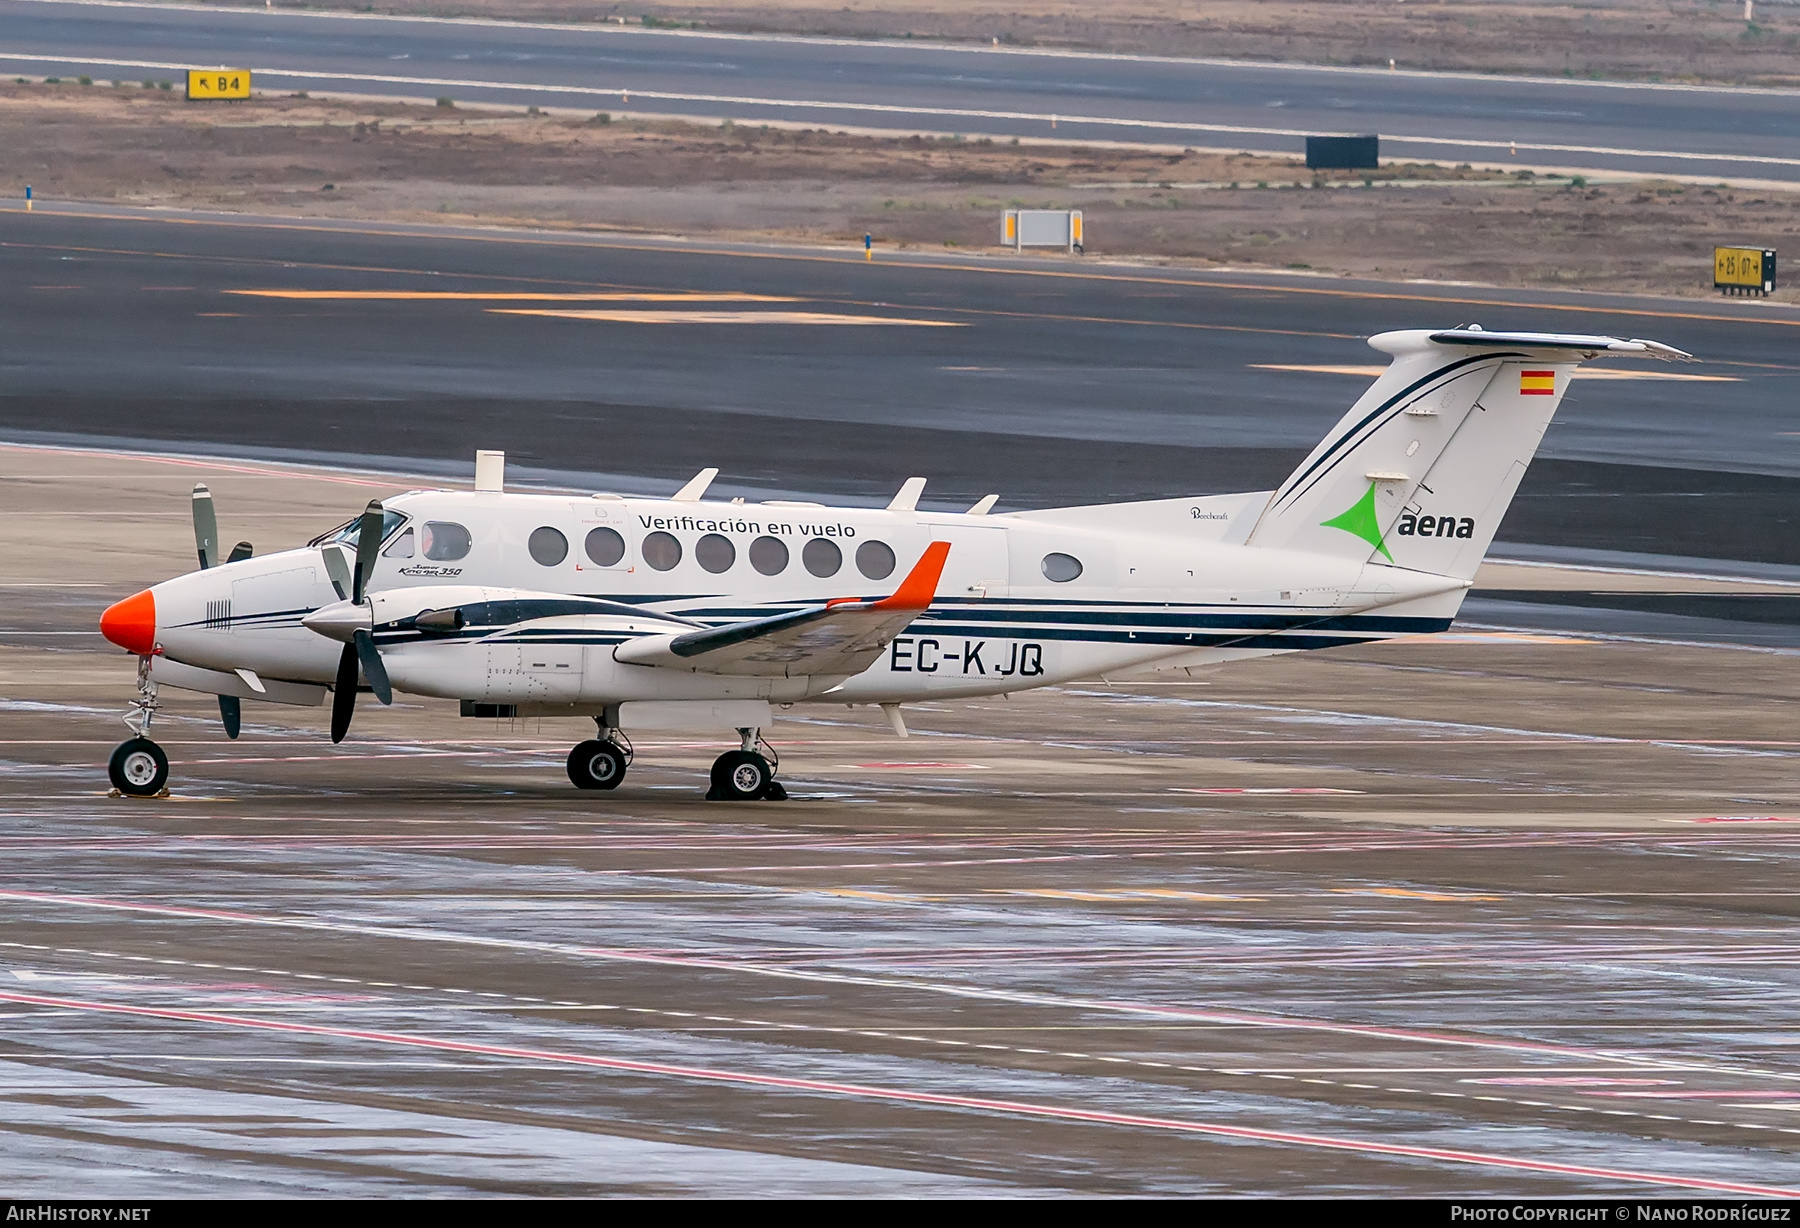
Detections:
[1, 50, 1796, 171]
[14, 0, 1800, 100]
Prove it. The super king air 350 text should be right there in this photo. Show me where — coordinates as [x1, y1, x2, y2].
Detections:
[96, 326, 1691, 800]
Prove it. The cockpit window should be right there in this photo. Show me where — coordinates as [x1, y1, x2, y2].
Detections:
[310, 508, 409, 549]
[382, 528, 415, 558]
[422, 521, 473, 561]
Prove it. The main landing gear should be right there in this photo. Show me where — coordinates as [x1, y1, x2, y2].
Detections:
[567, 722, 786, 800]
[567, 722, 633, 790]
[706, 727, 787, 802]
[108, 657, 170, 798]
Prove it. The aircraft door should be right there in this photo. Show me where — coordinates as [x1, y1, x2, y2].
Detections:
[934, 526, 1009, 600]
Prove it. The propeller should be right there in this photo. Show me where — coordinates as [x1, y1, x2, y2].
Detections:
[326, 500, 394, 743]
[192, 484, 219, 571]
[192, 484, 255, 737]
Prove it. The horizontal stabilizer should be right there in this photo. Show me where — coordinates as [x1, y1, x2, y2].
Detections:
[615, 542, 950, 678]
[1426, 330, 1692, 359]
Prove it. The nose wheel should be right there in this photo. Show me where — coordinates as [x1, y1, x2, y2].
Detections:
[108, 656, 171, 797]
[108, 737, 169, 797]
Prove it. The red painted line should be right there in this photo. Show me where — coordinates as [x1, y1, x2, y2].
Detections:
[0, 888, 1757, 1071]
[0, 441, 417, 489]
[1, 987, 1792, 1197]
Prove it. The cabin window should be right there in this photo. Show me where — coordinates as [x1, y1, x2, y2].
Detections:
[803, 537, 842, 578]
[856, 540, 896, 580]
[528, 526, 568, 567]
[1041, 552, 1083, 583]
[696, 533, 736, 574]
[421, 521, 472, 561]
[642, 531, 682, 571]
[749, 535, 789, 576]
[381, 528, 415, 558]
[584, 527, 626, 567]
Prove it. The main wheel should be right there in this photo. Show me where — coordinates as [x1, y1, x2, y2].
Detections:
[108, 737, 169, 797]
[707, 750, 773, 801]
[567, 739, 627, 790]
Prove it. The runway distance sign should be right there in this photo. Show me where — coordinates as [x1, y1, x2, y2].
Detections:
[187, 69, 251, 100]
[1714, 245, 1776, 296]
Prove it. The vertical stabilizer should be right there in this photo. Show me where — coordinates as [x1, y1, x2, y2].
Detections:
[1246, 328, 1690, 581]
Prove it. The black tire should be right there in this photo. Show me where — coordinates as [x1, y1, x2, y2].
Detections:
[567, 739, 627, 790]
[708, 750, 771, 801]
[108, 738, 168, 797]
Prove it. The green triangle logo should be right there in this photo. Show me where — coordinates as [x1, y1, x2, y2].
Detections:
[1320, 482, 1394, 562]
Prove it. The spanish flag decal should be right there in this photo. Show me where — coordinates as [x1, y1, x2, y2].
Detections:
[1520, 369, 1556, 396]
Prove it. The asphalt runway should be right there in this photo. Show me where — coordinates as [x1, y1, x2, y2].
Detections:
[5, 447, 1800, 1196]
[3, 0, 1799, 182]
[2, 202, 1798, 568]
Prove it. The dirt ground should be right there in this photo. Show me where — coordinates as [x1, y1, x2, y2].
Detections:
[191, 0, 1800, 86]
[5, 81, 1797, 298]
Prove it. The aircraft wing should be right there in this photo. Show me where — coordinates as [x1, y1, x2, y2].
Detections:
[613, 542, 950, 678]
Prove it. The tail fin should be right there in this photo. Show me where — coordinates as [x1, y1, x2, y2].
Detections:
[1245, 328, 1690, 581]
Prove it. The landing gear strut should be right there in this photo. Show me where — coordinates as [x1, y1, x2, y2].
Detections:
[707, 727, 787, 802]
[108, 657, 170, 797]
[567, 722, 632, 790]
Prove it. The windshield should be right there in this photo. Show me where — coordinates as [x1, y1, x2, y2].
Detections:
[309, 508, 409, 549]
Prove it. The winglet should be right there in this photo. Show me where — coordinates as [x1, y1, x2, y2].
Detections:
[871, 541, 950, 611]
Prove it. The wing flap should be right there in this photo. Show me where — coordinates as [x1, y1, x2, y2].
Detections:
[615, 542, 950, 678]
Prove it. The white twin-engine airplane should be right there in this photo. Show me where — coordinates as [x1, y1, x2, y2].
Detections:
[97, 327, 1688, 800]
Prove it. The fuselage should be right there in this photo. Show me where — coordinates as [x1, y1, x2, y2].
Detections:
[124, 484, 1467, 715]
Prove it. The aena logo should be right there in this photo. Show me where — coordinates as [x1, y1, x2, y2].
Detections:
[1396, 512, 1475, 539]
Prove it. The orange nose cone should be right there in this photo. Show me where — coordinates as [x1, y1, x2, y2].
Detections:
[100, 589, 157, 655]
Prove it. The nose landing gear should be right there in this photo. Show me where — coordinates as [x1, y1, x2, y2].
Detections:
[707, 727, 787, 801]
[108, 657, 170, 797]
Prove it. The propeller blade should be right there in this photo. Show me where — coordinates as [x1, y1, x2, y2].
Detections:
[192, 484, 219, 570]
[353, 628, 392, 706]
[218, 694, 241, 739]
[321, 545, 352, 601]
[352, 500, 384, 604]
[330, 643, 359, 743]
[227, 541, 254, 563]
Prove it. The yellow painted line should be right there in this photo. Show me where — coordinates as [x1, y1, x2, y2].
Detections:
[226, 289, 799, 302]
[1250, 363, 1739, 382]
[1334, 888, 1506, 902]
[1127, 889, 1268, 903]
[990, 889, 1266, 904]
[490, 308, 964, 326]
[15, 217, 1800, 331]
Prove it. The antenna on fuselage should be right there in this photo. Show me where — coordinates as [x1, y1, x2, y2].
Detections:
[887, 477, 926, 512]
[474, 450, 505, 493]
[966, 494, 998, 515]
[671, 467, 719, 502]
